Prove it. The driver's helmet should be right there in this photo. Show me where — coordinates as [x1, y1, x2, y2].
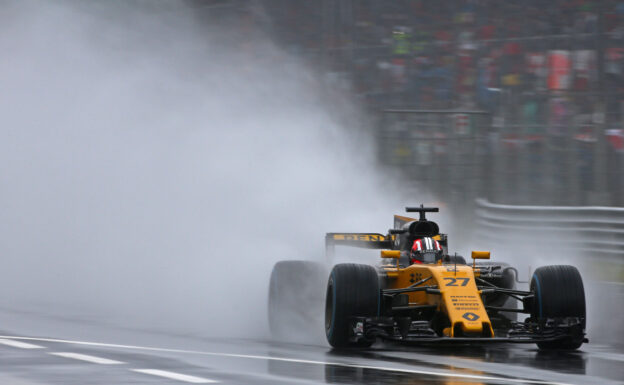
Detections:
[410, 237, 443, 264]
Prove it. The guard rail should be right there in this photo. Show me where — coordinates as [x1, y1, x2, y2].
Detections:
[474, 198, 624, 260]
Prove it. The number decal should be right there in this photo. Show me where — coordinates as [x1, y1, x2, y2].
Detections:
[443, 277, 470, 286]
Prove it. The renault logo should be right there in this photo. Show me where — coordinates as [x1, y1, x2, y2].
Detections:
[462, 312, 480, 321]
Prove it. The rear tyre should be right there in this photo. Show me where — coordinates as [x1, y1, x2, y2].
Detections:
[444, 255, 467, 264]
[475, 262, 514, 289]
[325, 263, 379, 348]
[268, 260, 326, 341]
[530, 265, 586, 350]
[476, 262, 516, 318]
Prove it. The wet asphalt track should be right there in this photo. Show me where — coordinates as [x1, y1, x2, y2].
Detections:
[0, 303, 622, 385]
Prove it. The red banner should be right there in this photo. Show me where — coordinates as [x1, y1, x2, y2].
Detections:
[547, 50, 571, 90]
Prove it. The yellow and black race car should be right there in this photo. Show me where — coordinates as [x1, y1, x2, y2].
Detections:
[269, 206, 587, 350]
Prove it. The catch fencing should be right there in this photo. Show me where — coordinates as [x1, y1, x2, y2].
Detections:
[377, 108, 624, 208]
[377, 109, 492, 208]
[474, 198, 624, 262]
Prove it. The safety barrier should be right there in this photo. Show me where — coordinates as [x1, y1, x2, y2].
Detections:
[474, 198, 624, 260]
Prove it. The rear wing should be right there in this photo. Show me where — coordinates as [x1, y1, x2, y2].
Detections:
[394, 214, 416, 229]
[326, 206, 449, 260]
[325, 233, 395, 259]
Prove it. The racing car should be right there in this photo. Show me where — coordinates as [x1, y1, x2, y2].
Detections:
[269, 206, 587, 350]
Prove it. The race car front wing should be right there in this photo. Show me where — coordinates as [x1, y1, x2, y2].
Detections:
[350, 316, 588, 345]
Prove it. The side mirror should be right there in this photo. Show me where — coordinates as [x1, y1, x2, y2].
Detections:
[471, 251, 490, 260]
[471, 250, 490, 269]
[381, 250, 401, 259]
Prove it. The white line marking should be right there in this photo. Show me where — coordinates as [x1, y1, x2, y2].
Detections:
[132, 369, 217, 383]
[49, 352, 124, 365]
[0, 338, 45, 349]
[588, 351, 624, 362]
[0, 335, 570, 385]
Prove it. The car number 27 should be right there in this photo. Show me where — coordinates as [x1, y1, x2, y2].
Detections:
[443, 277, 470, 286]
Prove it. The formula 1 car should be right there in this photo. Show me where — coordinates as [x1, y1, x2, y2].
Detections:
[269, 206, 587, 350]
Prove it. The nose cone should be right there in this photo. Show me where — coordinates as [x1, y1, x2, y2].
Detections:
[429, 265, 494, 337]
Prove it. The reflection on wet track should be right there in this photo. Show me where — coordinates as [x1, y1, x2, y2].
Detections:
[0, 306, 621, 385]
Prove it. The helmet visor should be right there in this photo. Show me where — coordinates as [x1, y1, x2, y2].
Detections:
[420, 252, 439, 263]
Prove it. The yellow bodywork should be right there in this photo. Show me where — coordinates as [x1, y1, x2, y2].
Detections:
[384, 263, 494, 337]
[381, 250, 401, 259]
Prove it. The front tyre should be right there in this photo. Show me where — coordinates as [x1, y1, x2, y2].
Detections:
[530, 265, 586, 350]
[325, 263, 379, 348]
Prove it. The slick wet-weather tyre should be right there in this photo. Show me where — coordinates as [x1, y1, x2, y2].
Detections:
[268, 260, 326, 341]
[325, 263, 379, 348]
[530, 265, 586, 350]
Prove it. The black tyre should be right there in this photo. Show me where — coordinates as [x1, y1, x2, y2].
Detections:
[475, 262, 514, 288]
[268, 260, 327, 341]
[444, 255, 467, 264]
[530, 265, 586, 350]
[325, 263, 379, 348]
[476, 262, 515, 308]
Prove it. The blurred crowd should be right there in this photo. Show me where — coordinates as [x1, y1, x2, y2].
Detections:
[256, 0, 624, 205]
[264, 1, 623, 123]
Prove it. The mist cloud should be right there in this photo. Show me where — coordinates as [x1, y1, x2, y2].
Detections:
[0, 1, 421, 338]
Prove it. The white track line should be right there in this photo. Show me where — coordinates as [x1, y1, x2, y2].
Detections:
[49, 352, 124, 364]
[0, 335, 570, 385]
[588, 351, 624, 362]
[132, 369, 217, 383]
[0, 338, 44, 349]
